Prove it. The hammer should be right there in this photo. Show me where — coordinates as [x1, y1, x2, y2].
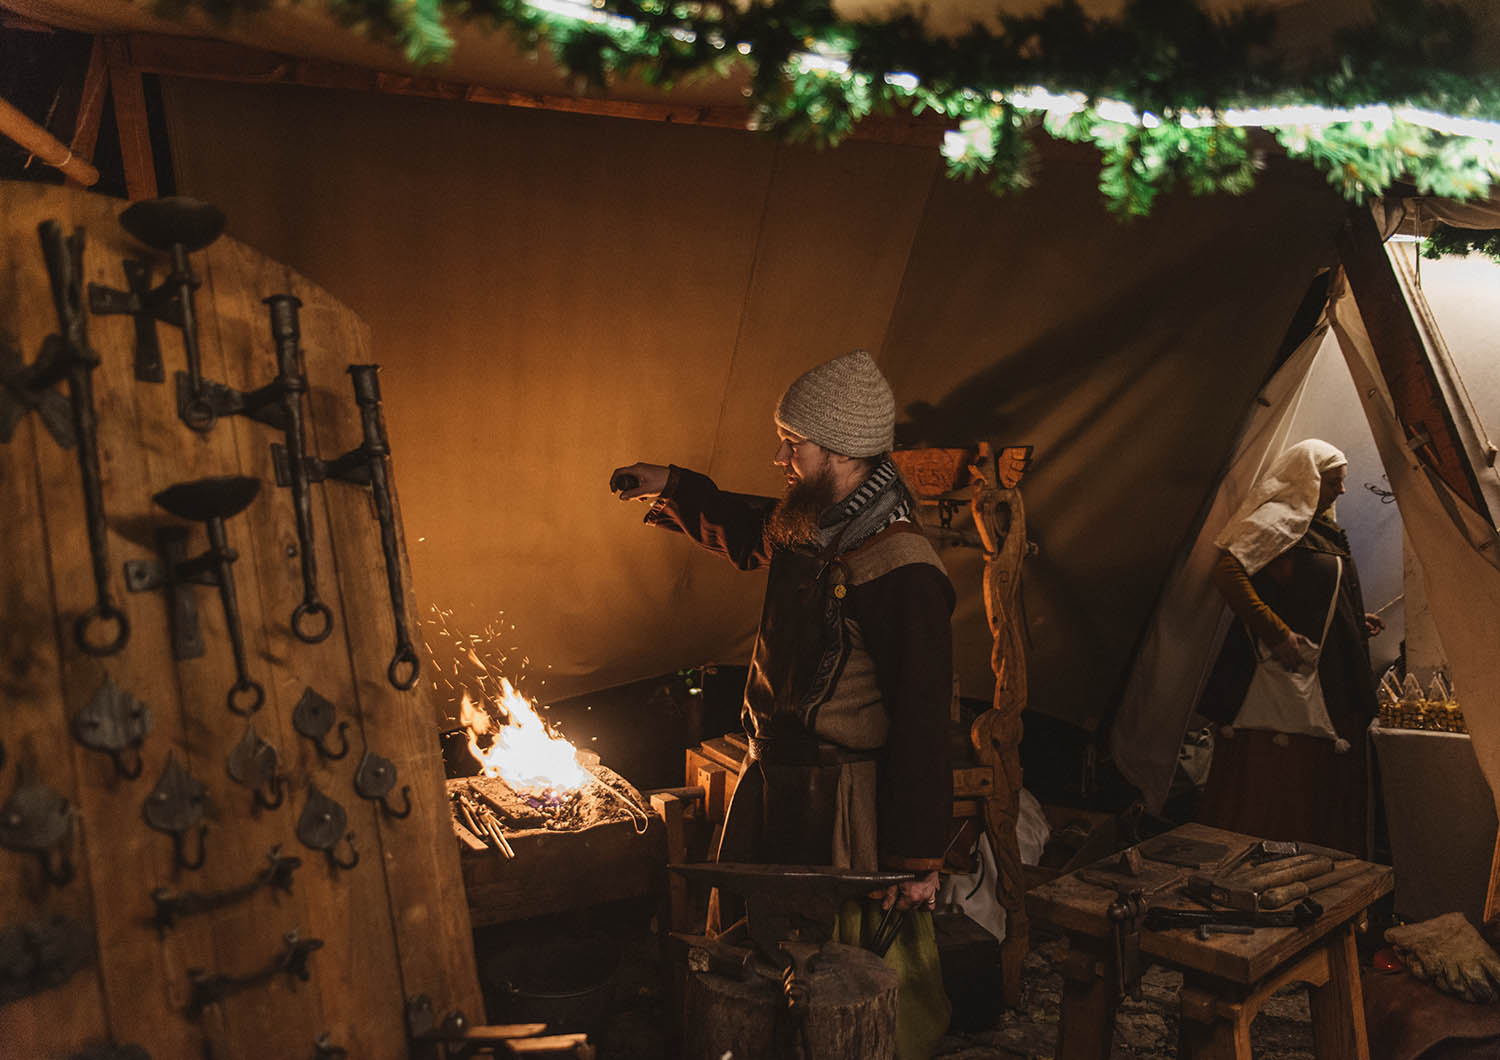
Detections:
[1260, 861, 1371, 909]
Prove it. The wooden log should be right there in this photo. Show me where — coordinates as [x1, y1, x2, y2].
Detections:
[682, 942, 898, 1060]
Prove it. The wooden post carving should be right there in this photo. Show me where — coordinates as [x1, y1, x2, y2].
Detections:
[969, 443, 1032, 1008]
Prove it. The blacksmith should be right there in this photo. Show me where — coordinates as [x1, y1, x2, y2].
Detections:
[612, 349, 953, 1057]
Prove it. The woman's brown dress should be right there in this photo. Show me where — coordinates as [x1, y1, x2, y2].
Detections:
[1196, 515, 1379, 855]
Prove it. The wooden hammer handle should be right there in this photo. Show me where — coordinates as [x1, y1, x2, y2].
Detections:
[1237, 856, 1334, 891]
[1259, 861, 1368, 909]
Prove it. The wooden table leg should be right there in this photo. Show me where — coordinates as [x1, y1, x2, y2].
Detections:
[1308, 925, 1370, 1060]
[1057, 940, 1117, 1060]
[1179, 984, 1253, 1060]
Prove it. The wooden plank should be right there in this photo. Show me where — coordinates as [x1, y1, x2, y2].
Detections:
[120, 32, 947, 148]
[697, 736, 746, 773]
[460, 818, 664, 928]
[1336, 207, 1488, 521]
[0, 186, 111, 1057]
[297, 281, 484, 1019]
[951, 765, 994, 797]
[190, 237, 351, 1056]
[68, 37, 109, 165]
[103, 36, 157, 201]
[652, 792, 690, 932]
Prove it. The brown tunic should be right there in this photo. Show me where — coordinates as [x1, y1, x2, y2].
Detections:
[646, 466, 956, 870]
[1196, 515, 1378, 854]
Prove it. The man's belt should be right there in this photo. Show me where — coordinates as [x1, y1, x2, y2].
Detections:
[746, 734, 879, 767]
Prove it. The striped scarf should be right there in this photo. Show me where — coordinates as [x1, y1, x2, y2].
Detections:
[813, 457, 912, 556]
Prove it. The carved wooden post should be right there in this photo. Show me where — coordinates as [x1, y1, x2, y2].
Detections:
[969, 443, 1032, 1007]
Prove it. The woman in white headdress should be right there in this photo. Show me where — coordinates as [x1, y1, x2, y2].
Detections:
[1196, 440, 1386, 854]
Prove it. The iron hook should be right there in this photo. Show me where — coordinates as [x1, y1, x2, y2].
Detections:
[380, 786, 413, 820]
[328, 831, 358, 871]
[109, 745, 145, 781]
[174, 825, 208, 872]
[313, 721, 350, 761]
[227, 678, 265, 716]
[254, 775, 286, 812]
[291, 600, 333, 644]
[40, 839, 75, 886]
[75, 603, 129, 657]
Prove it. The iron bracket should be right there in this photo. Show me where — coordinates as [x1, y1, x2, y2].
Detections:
[186, 928, 322, 1019]
[281, 365, 419, 690]
[152, 844, 300, 933]
[124, 477, 265, 714]
[226, 721, 287, 811]
[296, 784, 358, 871]
[71, 674, 152, 780]
[292, 688, 350, 761]
[353, 749, 411, 819]
[33, 221, 130, 657]
[0, 768, 76, 886]
[0, 916, 93, 1005]
[143, 752, 209, 873]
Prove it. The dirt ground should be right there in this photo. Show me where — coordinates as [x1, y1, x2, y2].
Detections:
[584, 930, 1319, 1059]
[933, 936, 1316, 1060]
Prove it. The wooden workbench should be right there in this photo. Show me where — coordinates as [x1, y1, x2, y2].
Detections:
[1027, 822, 1394, 1060]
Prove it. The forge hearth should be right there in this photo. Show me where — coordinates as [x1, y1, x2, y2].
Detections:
[449, 765, 666, 927]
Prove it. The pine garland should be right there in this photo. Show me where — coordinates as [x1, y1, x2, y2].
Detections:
[1422, 225, 1500, 263]
[163, 0, 1500, 217]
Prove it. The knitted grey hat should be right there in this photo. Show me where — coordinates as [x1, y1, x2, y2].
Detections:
[774, 349, 895, 458]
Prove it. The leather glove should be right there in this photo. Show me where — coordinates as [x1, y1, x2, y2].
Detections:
[1386, 912, 1500, 1003]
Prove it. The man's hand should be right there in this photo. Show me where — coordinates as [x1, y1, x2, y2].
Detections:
[1386, 912, 1500, 1004]
[868, 870, 940, 912]
[610, 463, 670, 501]
[1269, 631, 1318, 672]
[1365, 612, 1386, 636]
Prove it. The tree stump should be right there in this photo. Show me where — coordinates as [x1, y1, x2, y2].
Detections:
[682, 942, 898, 1060]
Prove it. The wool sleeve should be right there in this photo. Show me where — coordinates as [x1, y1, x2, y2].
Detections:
[848, 563, 956, 872]
[642, 465, 776, 571]
[1212, 549, 1292, 647]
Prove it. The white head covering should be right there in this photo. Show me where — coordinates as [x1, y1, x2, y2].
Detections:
[1213, 439, 1348, 576]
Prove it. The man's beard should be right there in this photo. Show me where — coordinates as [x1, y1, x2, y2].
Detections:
[766, 466, 840, 548]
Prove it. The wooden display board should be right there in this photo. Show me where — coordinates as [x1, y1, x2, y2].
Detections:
[0, 182, 481, 1058]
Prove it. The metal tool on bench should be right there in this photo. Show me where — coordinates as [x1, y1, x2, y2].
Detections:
[1145, 898, 1323, 933]
[1260, 861, 1374, 909]
[1186, 854, 1339, 912]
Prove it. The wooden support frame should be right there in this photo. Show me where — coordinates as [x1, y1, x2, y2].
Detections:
[103, 36, 158, 200]
[1335, 205, 1493, 522]
[107, 32, 947, 148]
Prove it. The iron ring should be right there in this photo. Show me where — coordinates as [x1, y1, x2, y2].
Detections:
[291, 601, 334, 644]
[75, 604, 130, 657]
[228, 679, 265, 716]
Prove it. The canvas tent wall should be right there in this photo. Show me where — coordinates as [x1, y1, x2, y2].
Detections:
[3, 0, 1498, 768]
[126, 72, 1348, 738]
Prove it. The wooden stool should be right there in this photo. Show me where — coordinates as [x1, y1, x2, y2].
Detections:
[1028, 823, 1393, 1060]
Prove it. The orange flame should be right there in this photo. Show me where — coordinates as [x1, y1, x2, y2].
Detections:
[460, 678, 590, 794]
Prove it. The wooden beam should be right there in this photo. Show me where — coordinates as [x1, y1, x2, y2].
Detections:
[118, 32, 947, 147]
[0, 94, 100, 186]
[103, 36, 158, 200]
[69, 37, 110, 165]
[1335, 205, 1489, 521]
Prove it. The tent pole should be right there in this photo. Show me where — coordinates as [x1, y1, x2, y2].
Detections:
[103, 36, 158, 200]
[0, 94, 100, 186]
